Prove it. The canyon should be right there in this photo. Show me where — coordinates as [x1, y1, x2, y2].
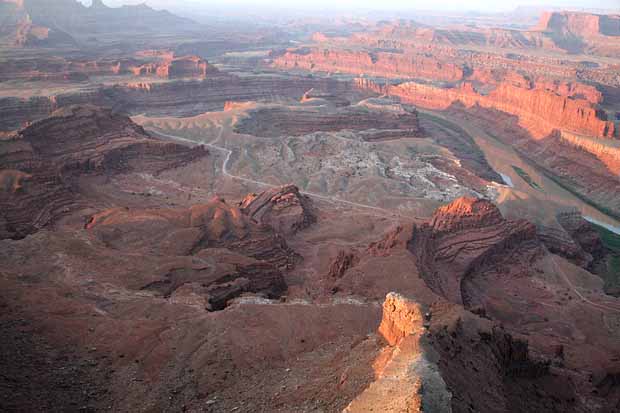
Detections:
[1, 1, 620, 412]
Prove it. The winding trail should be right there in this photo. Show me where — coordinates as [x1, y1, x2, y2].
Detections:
[151, 127, 620, 315]
[150, 128, 420, 220]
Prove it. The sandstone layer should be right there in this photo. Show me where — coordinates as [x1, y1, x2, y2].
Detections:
[0, 74, 358, 131]
[0, 105, 207, 239]
[408, 197, 541, 306]
[356, 77, 616, 139]
[234, 100, 422, 140]
[239, 184, 316, 236]
[272, 47, 464, 82]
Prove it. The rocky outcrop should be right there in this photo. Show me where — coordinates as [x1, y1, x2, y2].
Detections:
[356, 77, 616, 139]
[85, 197, 297, 309]
[87, 197, 300, 271]
[0, 74, 357, 131]
[327, 250, 358, 279]
[0, 0, 75, 47]
[408, 197, 541, 306]
[345, 293, 451, 413]
[537, 225, 590, 267]
[537, 11, 620, 37]
[535, 11, 620, 55]
[239, 185, 316, 236]
[0, 54, 217, 84]
[190, 259, 287, 311]
[348, 21, 554, 52]
[129, 55, 219, 79]
[429, 196, 504, 234]
[272, 47, 464, 82]
[378, 292, 424, 346]
[1, 0, 199, 48]
[367, 225, 407, 257]
[341, 13, 619, 56]
[234, 102, 422, 139]
[558, 130, 620, 173]
[301, 88, 350, 107]
[0, 105, 207, 239]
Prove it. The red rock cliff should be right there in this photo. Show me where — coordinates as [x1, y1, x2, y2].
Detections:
[356, 77, 616, 139]
[273, 47, 463, 82]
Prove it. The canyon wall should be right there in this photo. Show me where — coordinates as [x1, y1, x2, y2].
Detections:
[559, 131, 620, 173]
[0, 74, 358, 131]
[272, 47, 464, 82]
[537, 11, 620, 37]
[408, 197, 540, 306]
[356, 78, 616, 139]
[0, 55, 217, 82]
[0, 105, 207, 240]
[535, 11, 620, 55]
[233, 103, 422, 139]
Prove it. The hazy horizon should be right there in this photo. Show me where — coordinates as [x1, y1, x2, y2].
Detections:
[80, 0, 620, 13]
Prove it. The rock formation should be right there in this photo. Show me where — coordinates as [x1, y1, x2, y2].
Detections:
[129, 55, 219, 79]
[0, 54, 218, 84]
[345, 293, 451, 413]
[558, 210, 605, 255]
[0, 105, 207, 239]
[333, 12, 620, 56]
[535, 11, 620, 55]
[87, 197, 300, 271]
[0, 0, 75, 47]
[427, 309, 571, 413]
[0, 74, 357, 132]
[408, 197, 541, 306]
[234, 102, 422, 140]
[273, 48, 463, 81]
[301, 88, 351, 107]
[378, 292, 424, 346]
[327, 250, 359, 279]
[2, 5, 620, 412]
[239, 184, 316, 236]
[272, 47, 464, 82]
[85, 199, 295, 310]
[356, 77, 616, 139]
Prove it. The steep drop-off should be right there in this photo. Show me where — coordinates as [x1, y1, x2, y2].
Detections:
[356, 77, 616, 139]
[272, 47, 464, 82]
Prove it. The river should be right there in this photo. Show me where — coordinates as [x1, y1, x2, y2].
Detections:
[418, 109, 620, 233]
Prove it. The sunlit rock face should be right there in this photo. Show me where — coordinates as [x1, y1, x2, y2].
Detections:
[356, 76, 616, 139]
[345, 293, 452, 413]
[408, 196, 540, 306]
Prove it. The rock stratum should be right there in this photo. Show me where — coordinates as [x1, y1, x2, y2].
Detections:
[408, 197, 541, 306]
[356, 76, 616, 139]
[0, 54, 218, 83]
[326, 11, 620, 57]
[234, 98, 423, 140]
[535, 11, 620, 55]
[0, 105, 207, 239]
[0, 73, 356, 131]
[272, 47, 464, 82]
[239, 184, 316, 236]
